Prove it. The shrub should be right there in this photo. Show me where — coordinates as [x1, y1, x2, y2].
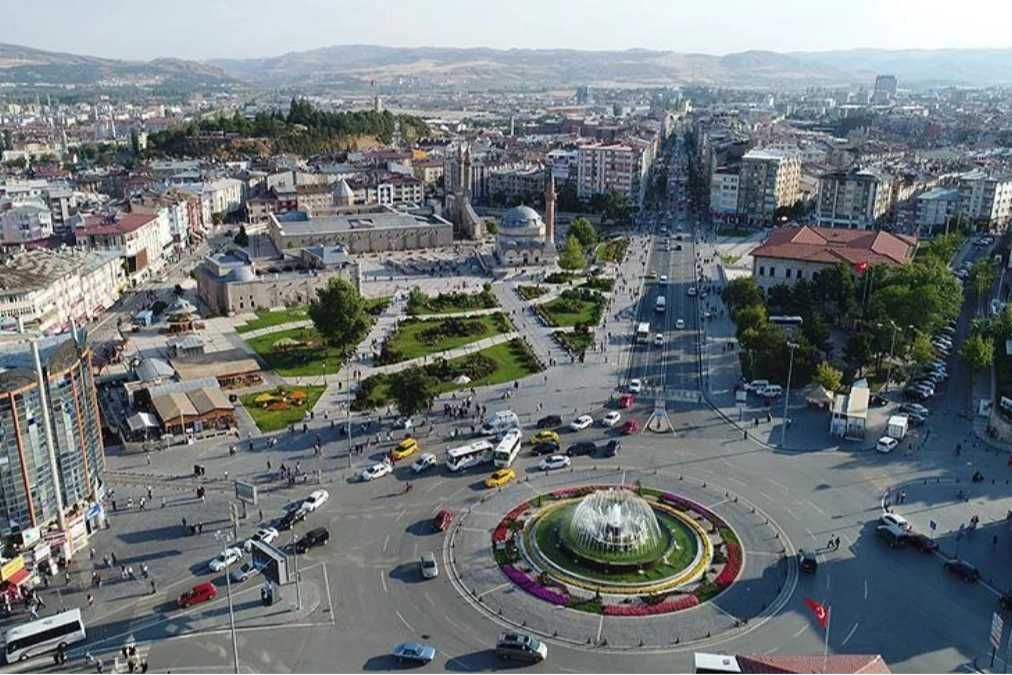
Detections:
[545, 272, 574, 284]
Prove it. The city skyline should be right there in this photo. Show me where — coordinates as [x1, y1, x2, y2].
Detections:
[2, 0, 1011, 61]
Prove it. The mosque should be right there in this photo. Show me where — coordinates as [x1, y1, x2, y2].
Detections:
[493, 171, 557, 267]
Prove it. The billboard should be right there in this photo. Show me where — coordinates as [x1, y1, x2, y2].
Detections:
[235, 481, 258, 505]
[250, 539, 291, 586]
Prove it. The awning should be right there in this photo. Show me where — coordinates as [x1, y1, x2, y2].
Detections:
[4, 568, 31, 587]
[126, 412, 160, 432]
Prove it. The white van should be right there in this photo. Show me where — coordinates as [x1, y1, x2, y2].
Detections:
[480, 411, 520, 436]
[756, 384, 783, 398]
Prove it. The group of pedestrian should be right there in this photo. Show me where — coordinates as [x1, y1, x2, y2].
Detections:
[826, 535, 842, 551]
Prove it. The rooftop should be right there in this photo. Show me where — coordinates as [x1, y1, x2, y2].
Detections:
[0, 248, 121, 294]
[76, 212, 158, 237]
[751, 225, 917, 267]
[270, 206, 450, 236]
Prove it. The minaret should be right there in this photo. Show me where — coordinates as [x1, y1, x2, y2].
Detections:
[462, 145, 473, 203]
[544, 167, 556, 248]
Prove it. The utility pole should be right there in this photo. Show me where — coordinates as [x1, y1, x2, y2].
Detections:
[781, 342, 799, 448]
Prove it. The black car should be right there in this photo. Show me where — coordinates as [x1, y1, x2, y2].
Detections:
[295, 527, 330, 553]
[876, 525, 906, 548]
[907, 532, 938, 553]
[869, 394, 889, 407]
[798, 549, 818, 573]
[566, 441, 597, 457]
[536, 415, 562, 429]
[944, 559, 980, 582]
[903, 412, 927, 426]
[531, 441, 560, 456]
[603, 440, 621, 457]
[277, 508, 307, 531]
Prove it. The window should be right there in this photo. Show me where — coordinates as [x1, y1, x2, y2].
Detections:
[797, 269, 803, 279]
[758, 266, 765, 276]
[785, 269, 792, 279]
[769, 267, 775, 278]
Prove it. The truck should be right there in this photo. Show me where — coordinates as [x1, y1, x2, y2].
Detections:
[886, 415, 909, 440]
[480, 411, 520, 436]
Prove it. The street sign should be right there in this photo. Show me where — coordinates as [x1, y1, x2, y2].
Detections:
[992, 612, 1004, 649]
[235, 481, 257, 505]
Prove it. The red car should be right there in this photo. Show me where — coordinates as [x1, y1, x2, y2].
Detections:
[618, 394, 634, 409]
[620, 419, 640, 435]
[432, 510, 454, 532]
[178, 582, 217, 608]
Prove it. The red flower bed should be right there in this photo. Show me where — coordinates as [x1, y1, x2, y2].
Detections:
[492, 523, 510, 544]
[715, 542, 742, 587]
[603, 595, 699, 616]
[506, 503, 530, 521]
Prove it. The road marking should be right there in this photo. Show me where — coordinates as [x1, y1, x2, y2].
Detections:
[596, 614, 605, 642]
[708, 498, 729, 509]
[807, 500, 828, 519]
[485, 581, 514, 594]
[783, 507, 798, 520]
[444, 615, 461, 630]
[805, 527, 815, 540]
[758, 490, 774, 502]
[825, 574, 830, 590]
[842, 622, 859, 646]
[766, 477, 789, 492]
[380, 570, 388, 593]
[382, 534, 390, 553]
[395, 610, 415, 633]
[864, 579, 868, 600]
[395, 509, 407, 523]
[792, 624, 807, 638]
[424, 591, 435, 607]
[726, 476, 748, 488]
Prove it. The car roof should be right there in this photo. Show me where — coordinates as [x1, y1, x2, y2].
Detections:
[193, 582, 216, 592]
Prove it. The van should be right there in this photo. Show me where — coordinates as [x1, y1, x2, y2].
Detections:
[481, 411, 520, 436]
[295, 527, 330, 553]
[876, 523, 906, 548]
[655, 296, 666, 313]
[757, 384, 783, 398]
[495, 632, 548, 663]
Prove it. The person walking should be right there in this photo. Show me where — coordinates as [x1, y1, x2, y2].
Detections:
[150, 579, 157, 595]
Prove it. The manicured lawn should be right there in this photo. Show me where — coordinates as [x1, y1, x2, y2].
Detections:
[236, 306, 310, 334]
[244, 327, 346, 377]
[537, 290, 606, 327]
[240, 385, 327, 432]
[719, 255, 741, 266]
[408, 287, 498, 315]
[363, 296, 392, 316]
[380, 314, 512, 364]
[555, 330, 594, 355]
[595, 237, 629, 263]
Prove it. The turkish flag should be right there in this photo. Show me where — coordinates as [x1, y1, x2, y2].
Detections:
[803, 597, 829, 629]
[853, 261, 869, 274]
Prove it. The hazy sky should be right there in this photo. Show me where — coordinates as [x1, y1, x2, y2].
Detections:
[3, 0, 1012, 61]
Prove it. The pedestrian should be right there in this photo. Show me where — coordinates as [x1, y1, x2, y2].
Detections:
[96, 657, 104, 673]
[197, 521, 203, 534]
[122, 647, 129, 661]
[827, 536, 835, 550]
[28, 603, 38, 619]
[111, 499, 118, 511]
[86, 651, 95, 666]
[150, 579, 157, 595]
[139, 497, 146, 510]
[140, 563, 149, 579]
[120, 565, 127, 580]
[259, 509, 264, 522]
[89, 547, 96, 561]
[267, 460, 272, 471]
[994, 534, 999, 548]
[65, 570, 72, 586]
[834, 535, 841, 550]
[146, 485, 153, 500]
[114, 656, 120, 673]
[111, 552, 118, 566]
[160, 497, 166, 509]
[88, 593, 95, 608]
[181, 517, 187, 531]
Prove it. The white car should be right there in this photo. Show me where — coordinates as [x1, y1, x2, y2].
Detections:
[208, 547, 244, 573]
[876, 437, 898, 454]
[301, 489, 330, 512]
[539, 455, 572, 471]
[654, 334, 664, 346]
[420, 552, 439, 579]
[360, 462, 393, 481]
[628, 379, 643, 393]
[243, 527, 279, 552]
[880, 513, 912, 531]
[231, 561, 260, 583]
[675, 319, 685, 329]
[411, 453, 438, 473]
[687, 287, 697, 296]
[660, 275, 668, 284]
[602, 411, 622, 427]
[569, 415, 594, 431]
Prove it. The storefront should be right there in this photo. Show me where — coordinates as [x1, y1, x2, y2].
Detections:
[0, 556, 33, 594]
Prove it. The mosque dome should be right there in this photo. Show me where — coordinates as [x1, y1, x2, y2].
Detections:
[500, 205, 544, 231]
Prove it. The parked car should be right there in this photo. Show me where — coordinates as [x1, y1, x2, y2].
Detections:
[178, 582, 217, 608]
[360, 462, 393, 482]
[744, 379, 771, 392]
[907, 532, 938, 553]
[944, 559, 981, 582]
[628, 379, 643, 393]
[876, 523, 907, 548]
[880, 513, 912, 531]
[208, 547, 244, 573]
[618, 393, 634, 408]
[603, 440, 622, 457]
[531, 441, 561, 456]
[899, 403, 930, 417]
[432, 510, 453, 532]
[538, 455, 572, 471]
[569, 415, 594, 431]
[798, 549, 818, 573]
[536, 414, 563, 429]
[870, 394, 889, 407]
[602, 412, 622, 427]
[620, 419, 640, 435]
[276, 508, 307, 531]
[876, 437, 899, 453]
[484, 468, 515, 488]
[392, 642, 437, 664]
[495, 632, 548, 663]
[411, 453, 438, 473]
[566, 441, 597, 457]
[231, 561, 260, 582]
[295, 526, 330, 553]
[900, 412, 927, 426]
[756, 385, 783, 398]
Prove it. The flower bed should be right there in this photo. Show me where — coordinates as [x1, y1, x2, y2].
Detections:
[603, 595, 699, 616]
[502, 565, 569, 606]
[714, 542, 742, 587]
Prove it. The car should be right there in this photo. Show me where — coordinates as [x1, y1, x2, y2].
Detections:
[392, 642, 437, 664]
[675, 319, 685, 329]
[876, 523, 907, 548]
[880, 513, 912, 531]
[566, 441, 597, 457]
[910, 383, 935, 396]
[798, 549, 818, 573]
[390, 437, 419, 461]
[432, 510, 454, 532]
[903, 388, 930, 402]
[900, 412, 927, 426]
[536, 414, 563, 429]
[618, 393, 634, 408]
[243, 527, 279, 552]
[756, 385, 783, 398]
[620, 419, 640, 435]
[208, 547, 244, 573]
[660, 274, 668, 283]
[529, 430, 560, 445]
[675, 244, 683, 251]
[687, 287, 697, 296]
[531, 441, 560, 456]
[295, 526, 330, 553]
[870, 393, 889, 407]
[648, 270, 658, 280]
[411, 453, 438, 473]
[300, 489, 330, 512]
[654, 334, 664, 346]
[603, 440, 622, 457]
[276, 508, 307, 531]
[876, 437, 899, 453]
[360, 462, 393, 482]
[484, 468, 515, 488]
[944, 559, 981, 582]
[602, 411, 622, 427]
[231, 561, 260, 582]
[907, 532, 939, 553]
[495, 632, 548, 663]
[420, 552, 439, 579]
[628, 379, 643, 393]
[569, 414, 594, 431]
[177, 582, 217, 609]
[744, 379, 770, 392]
[539, 455, 572, 471]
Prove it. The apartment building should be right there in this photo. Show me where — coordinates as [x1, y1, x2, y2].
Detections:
[487, 166, 545, 204]
[74, 212, 164, 285]
[0, 247, 124, 333]
[956, 170, 1012, 228]
[815, 168, 892, 230]
[576, 143, 650, 208]
[346, 176, 424, 207]
[412, 159, 445, 186]
[737, 149, 802, 225]
[915, 188, 961, 232]
[180, 178, 245, 229]
[0, 197, 53, 245]
[709, 166, 741, 219]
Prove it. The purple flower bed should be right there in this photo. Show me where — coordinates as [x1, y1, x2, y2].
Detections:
[502, 565, 569, 606]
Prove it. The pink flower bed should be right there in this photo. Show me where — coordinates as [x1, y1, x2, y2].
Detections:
[603, 595, 699, 616]
[506, 503, 530, 521]
[493, 523, 510, 544]
[715, 542, 742, 587]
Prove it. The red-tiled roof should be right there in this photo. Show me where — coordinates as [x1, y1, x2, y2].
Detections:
[751, 226, 917, 267]
[77, 213, 158, 236]
[737, 654, 891, 674]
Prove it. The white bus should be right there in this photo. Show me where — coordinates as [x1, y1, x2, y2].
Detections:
[636, 322, 651, 343]
[446, 440, 495, 472]
[492, 429, 523, 468]
[4, 608, 86, 663]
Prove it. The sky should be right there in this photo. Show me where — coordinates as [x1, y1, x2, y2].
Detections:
[2, 0, 1012, 61]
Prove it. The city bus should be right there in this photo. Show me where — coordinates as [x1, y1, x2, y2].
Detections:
[445, 440, 495, 472]
[3, 608, 87, 663]
[636, 322, 651, 343]
[492, 429, 523, 468]
[769, 315, 803, 327]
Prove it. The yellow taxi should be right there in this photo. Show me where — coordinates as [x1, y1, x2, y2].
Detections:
[529, 430, 560, 446]
[484, 468, 515, 489]
[390, 437, 419, 461]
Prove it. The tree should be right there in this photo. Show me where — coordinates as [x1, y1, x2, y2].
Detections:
[721, 277, 765, 316]
[557, 234, 586, 271]
[813, 361, 843, 393]
[212, 211, 225, 226]
[569, 217, 597, 248]
[485, 219, 499, 235]
[959, 332, 994, 372]
[233, 225, 249, 247]
[844, 331, 874, 375]
[734, 305, 768, 345]
[308, 277, 371, 356]
[387, 366, 438, 418]
[909, 332, 936, 364]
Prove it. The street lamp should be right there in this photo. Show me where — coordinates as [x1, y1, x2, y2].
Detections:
[214, 531, 241, 675]
[780, 342, 799, 447]
[877, 321, 913, 392]
[291, 527, 303, 611]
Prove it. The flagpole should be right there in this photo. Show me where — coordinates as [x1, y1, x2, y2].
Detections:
[822, 603, 832, 674]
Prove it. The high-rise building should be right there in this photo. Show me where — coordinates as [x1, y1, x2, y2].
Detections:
[737, 149, 801, 225]
[0, 333, 106, 535]
[956, 170, 1012, 227]
[577, 143, 652, 208]
[815, 168, 891, 230]
[576, 85, 594, 105]
[872, 75, 897, 105]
